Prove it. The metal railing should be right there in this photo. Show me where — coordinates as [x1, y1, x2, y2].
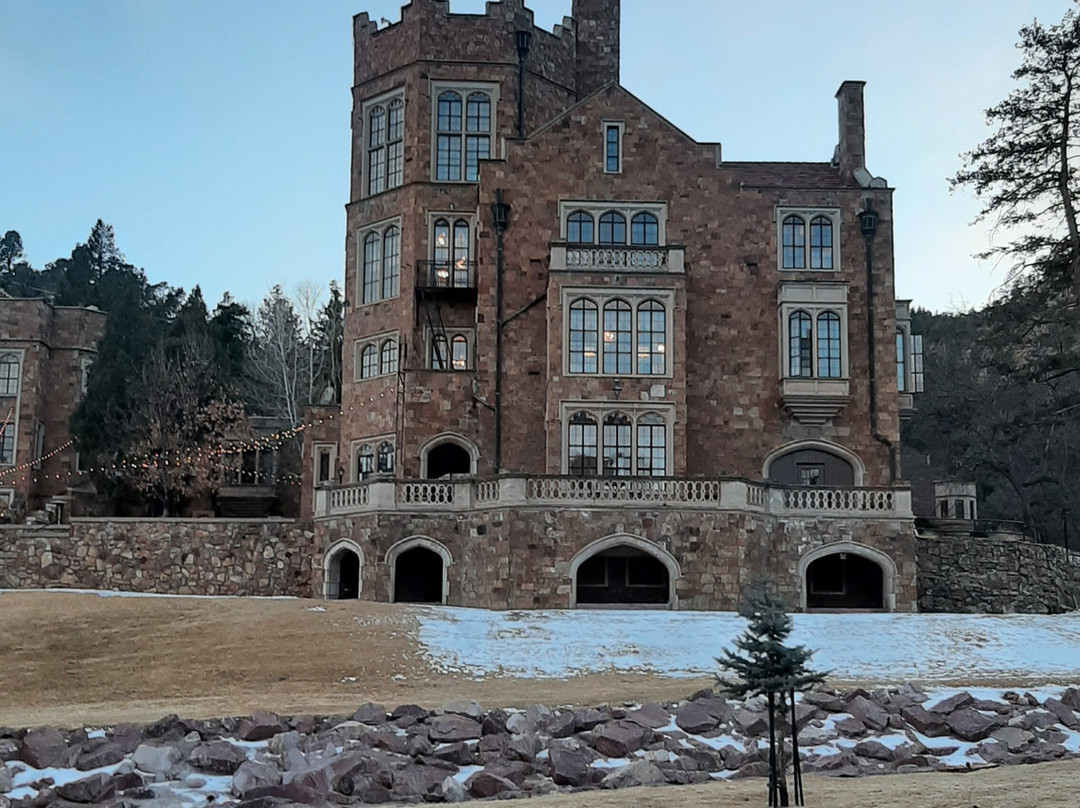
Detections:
[415, 261, 477, 291]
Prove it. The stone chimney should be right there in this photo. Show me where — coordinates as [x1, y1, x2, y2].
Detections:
[573, 0, 620, 98]
[835, 80, 866, 182]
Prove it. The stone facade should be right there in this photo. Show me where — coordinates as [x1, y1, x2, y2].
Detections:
[918, 535, 1080, 614]
[0, 299, 105, 513]
[0, 518, 315, 597]
[304, 0, 925, 611]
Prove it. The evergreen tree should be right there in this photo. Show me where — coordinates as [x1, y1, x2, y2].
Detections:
[0, 230, 23, 274]
[311, 280, 344, 404]
[717, 581, 825, 807]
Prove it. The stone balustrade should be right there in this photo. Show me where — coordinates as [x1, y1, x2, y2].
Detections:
[319, 476, 912, 519]
[548, 244, 685, 273]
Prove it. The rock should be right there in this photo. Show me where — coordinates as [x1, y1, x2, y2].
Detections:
[189, 740, 248, 775]
[847, 696, 889, 731]
[675, 702, 719, 735]
[21, 726, 67, 769]
[0, 767, 12, 793]
[466, 770, 518, 798]
[626, 703, 671, 729]
[976, 741, 1011, 764]
[441, 699, 483, 720]
[946, 708, 998, 742]
[894, 754, 934, 771]
[485, 759, 533, 787]
[731, 760, 770, 779]
[429, 715, 483, 742]
[391, 704, 429, 721]
[74, 740, 125, 771]
[482, 709, 510, 735]
[110, 725, 143, 754]
[363, 730, 408, 755]
[928, 692, 973, 714]
[505, 713, 536, 735]
[232, 760, 282, 794]
[0, 739, 19, 762]
[242, 782, 324, 805]
[808, 751, 860, 777]
[835, 717, 867, 737]
[237, 711, 286, 742]
[1016, 711, 1057, 731]
[797, 724, 835, 745]
[733, 708, 768, 737]
[352, 703, 387, 725]
[1021, 743, 1068, 763]
[793, 702, 819, 729]
[802, 691, 847, 712]
[132, 743, 181, 776]
[1061, 687, 1080, 712]
[574, 709, 606, 731]
[143, 714, 191, 741]
[901, 705, 949, 736]
[1044, 698, 1080, 729]
[431, 741, 475, 766]
[541, 709, 577, 739]
[594, 720, 651, 758]
[507, 732, 541, 762]
[549, 743, 591, 786]
[990, 726, 1034, 752]
[328, 720, 370, 742]
[393, 763, 449, 799]
[440, 774, 467, 803]
[57, 772, 118, 803]
[600, 760, 666, 789]
[853, 740, 894, 760]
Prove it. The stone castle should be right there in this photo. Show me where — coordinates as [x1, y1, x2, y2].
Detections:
[306, 0, 925, 611]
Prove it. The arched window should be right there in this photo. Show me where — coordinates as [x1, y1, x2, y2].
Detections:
[432, 334, 450, 370]
[382, 225, 400, 299]
[453, 219, 471, 286]
[817, 312, 842, 378]
[809, 215, 833, 269]
[568, 412, 598, 477]
[433, 218, 451, 284]
[602, 412, 632, 476]
[636, 299, 666, 375]
[598, 211, 627, 245]
[782, 215, 806, 269]
[367, 105, 386, 195]
[451, 335, 468, 370]
[896, 329, 907, 392]
[569, 299, 599, 374]
[357, 444, 374, 480]
[362, 232, 380, 304]
[377, 441, 394, 474]
[631, 212, 659, 246]
[636, 413, 666, 476]
[380, 339, 398, 376]
[464, 92, 491, 181]
[436, 91, 463, 181]
[602, 299, 632, 374]
[0, 354, 19, 397]
[360, 344, 378, 379]
[788, 310, 812, 378]
[567, 211, 594, 244]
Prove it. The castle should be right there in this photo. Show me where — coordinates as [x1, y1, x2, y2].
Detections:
[306, 0, 924, 611]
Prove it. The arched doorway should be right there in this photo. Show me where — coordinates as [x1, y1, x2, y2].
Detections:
[569, 536, 680, 609]
[325, 542, 362, 600]
[425, 442, 471, 479]
[763, 441, 864, 487]
[805, 553, 884, 610]
[394, 547, 444, 603]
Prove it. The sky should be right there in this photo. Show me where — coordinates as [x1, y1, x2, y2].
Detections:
[0, 0, 1072, 313]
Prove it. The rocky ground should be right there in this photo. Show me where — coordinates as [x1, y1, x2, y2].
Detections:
[3, 683, 1080, 806]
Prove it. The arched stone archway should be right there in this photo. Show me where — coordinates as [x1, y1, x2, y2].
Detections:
[762, 440, 866, 487]
[797, 542, 897, 611]
[386, 537, 453, 604]
[568, 535, 680, 609]
[419, 433, 479, 479]
[324, 540, 363, 600]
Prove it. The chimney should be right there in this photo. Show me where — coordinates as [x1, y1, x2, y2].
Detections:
[572, 0, 620, 98]
[835, 81, 866, 182]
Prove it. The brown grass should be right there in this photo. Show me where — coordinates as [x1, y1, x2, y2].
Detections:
[1, 591, 1077, 807]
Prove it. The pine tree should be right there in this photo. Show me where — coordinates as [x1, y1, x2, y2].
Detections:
[717, 581, 825, 807]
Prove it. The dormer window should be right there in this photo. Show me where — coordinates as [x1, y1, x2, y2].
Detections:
[778, 208, 839, 271]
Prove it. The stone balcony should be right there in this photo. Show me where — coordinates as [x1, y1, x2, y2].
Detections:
[316, 475, 911, 519]
[549, 244, 685, 273]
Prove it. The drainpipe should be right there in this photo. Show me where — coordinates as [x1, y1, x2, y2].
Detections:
[491, 190, 510, 473]
[515, 30, 532, 139]
[858, 201, 897, 483]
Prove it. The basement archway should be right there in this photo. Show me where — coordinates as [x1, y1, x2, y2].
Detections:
[324, 540, 363, 600]
[387, 537, 452, 604]
[799, 542, 896, 611]
[569, 535, 680, 609]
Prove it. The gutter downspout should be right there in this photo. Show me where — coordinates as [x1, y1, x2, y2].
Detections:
[491, 189, 510, 474]
[860, 201, 897, 483]
[515, 31, 532, 139]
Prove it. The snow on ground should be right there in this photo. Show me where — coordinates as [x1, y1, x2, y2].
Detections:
[0, 588, 298, 601]
[414, 607, 1080, 683]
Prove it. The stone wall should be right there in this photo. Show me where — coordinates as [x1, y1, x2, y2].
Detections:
[0, 518, 315, 596]
[917, 534, 1080, 614]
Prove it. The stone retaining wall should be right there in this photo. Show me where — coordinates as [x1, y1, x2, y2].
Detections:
[917, 534, 1080, 614]
[0, 519, 315, 597]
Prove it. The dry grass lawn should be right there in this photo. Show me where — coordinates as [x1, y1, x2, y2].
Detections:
[1, 591, 1077, 807]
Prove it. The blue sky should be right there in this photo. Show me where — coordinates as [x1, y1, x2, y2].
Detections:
[0, 0, 1070, 312]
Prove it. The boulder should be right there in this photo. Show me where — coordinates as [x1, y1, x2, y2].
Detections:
[990, 726, 1034, 752]
[431, 741, 475, 766]
[484, 759, 533, 787]
[482, 708, 510, 735]
[393, 763, 449, 799]
[351, 703, 387, 725]
[143, 714, 192, 741]
[541, 710, 577, 739]
[132, 743, 181, 777]
[1043, 698, 1080, 730]
[110, 725, 143, 755]
[574, 708, 606, 731]
[802, 691, 847, 712]
[237, 711, 286, 742]
[901, 705, 949, 737]
[847, 696, 889, 731]
[976, 741, 1011, 764]
[731, 760, 770, 779]
[429, 715, 482, 742]
[834, 717, 867, 737]
[0, 739, 20, 762]
[466, 770, 518, 798]
[733, 708, 768, 737]
[797, 724, 835, 746]
[189, 740, 248, 775]
[600, 760, 666, 789]
[440, 774, 468, 803]
[74, 740, 125, 771]
[594, 720, 651, 758]
[363, 730, 408, 755]
[505, 713, 536, 735]
[946, 708, 998, 742]
[0, 767, 12, 793]
[56, 772, 119, 804]
[807, 751, 860, 777]
[1061, 687, 1080, 712]
[242, 782, 324, 805]
[675, 701, 719, 735]
[853, 740, 895, 761]
[232, 760, 282, 794]
[391, 704, 429, 722]
[21, 726, 66, 769]
[928, 692, 973, 715]
[626, 703, 671, 730]
[507, 732, 541, 762]
[441, 699, 483, 720]
[549, 744, 591, 786]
